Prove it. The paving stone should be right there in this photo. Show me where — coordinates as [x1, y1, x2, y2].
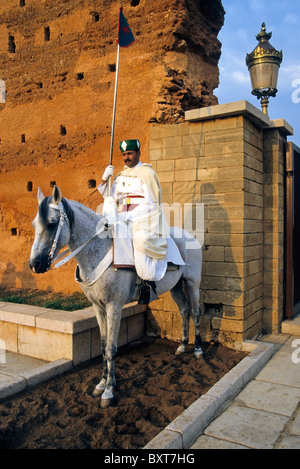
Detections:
[287, 407, 300, 436]
[255, 336, 300, 387]
[255, 347, 300, 388]
[0, 351, 47, 376]
[276, 434, 300, 449]
[282, 316, 300, 335]
[204, 404, 289, 449]
[234, 380, 300, 417]
[190, 435, 249, 449]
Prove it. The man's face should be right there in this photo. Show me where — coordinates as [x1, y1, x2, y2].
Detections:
[122, 150, 140, 168]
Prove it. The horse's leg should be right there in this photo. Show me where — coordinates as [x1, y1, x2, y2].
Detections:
[170, 278, 190, 356]
[100, 302, 123, 408]
[92, 304, 108, 397]
[185, 279, 203, 358]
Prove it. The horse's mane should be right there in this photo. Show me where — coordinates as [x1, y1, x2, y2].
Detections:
[39, 196, 75, 229]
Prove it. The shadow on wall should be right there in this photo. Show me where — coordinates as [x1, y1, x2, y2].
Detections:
[0, 261, 37, 290]
[148, 183, 243, 344]
[198, 183, 242, 342]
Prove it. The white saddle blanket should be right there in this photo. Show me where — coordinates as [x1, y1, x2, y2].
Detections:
[113, 221, 185, 267]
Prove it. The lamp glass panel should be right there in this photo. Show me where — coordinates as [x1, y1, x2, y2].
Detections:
[249, 62, 279, 91]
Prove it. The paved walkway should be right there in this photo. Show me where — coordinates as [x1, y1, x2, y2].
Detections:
[190, 333, 300, 449]
[0, 352, 72, 400]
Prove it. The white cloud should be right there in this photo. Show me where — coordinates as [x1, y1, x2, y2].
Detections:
[232, 70, 249, 84]
[284, 13, 298, 23]
[248, 0, 269, 12]
[279, 63, 300, 88]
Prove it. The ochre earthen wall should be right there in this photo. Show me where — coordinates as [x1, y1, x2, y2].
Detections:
[0, 0, 224, 293]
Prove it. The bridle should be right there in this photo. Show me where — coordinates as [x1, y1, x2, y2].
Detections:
[46, 202, 112, 278]
[47, 203, 71, 268]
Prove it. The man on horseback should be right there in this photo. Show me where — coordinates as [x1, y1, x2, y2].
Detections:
[98, 139, 168, 304]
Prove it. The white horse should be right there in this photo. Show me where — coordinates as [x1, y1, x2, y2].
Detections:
[29, 186, 203, 408]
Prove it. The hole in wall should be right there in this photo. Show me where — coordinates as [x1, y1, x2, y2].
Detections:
[90, 12, 99, 22]
[50, 181, 56, 187]
[44, 26, 50, 42]
[21, 134, 25, 143]
[60, 125, 66, 136]
[88, 179, 96, 188]
[11, 228, 17, 236]
[19, 0, 25, 6]
[204, 303, 223, 316]
[27, 181, 33, 192]
[131, 0, 140, 6]
[8, 35, 16, 53]
[76, 72, 84, 80]
[108, 64, 116, 72]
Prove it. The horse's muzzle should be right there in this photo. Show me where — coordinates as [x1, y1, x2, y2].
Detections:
[29, 257, 50, 274]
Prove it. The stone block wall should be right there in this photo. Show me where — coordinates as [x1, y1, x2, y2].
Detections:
[0, 301, 146, 365]
[148, 101, 293, 348]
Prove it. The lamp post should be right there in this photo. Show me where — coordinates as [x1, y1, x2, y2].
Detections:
[246, 23, 282, 115]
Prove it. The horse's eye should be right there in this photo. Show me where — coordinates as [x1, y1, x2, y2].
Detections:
[47, 220, 58, 229]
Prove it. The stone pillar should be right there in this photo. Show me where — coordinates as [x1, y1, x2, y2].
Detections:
[148, 101, 293, 348]
[263, 122, 292, 333]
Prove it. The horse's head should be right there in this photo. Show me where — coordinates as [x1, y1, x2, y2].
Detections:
[29, 185, 74, 274]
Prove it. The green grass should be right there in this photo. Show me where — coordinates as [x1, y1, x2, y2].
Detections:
[0, 287, 91, 311]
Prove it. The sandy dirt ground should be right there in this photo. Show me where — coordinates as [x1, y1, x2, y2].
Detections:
[0, 338, 246, 449]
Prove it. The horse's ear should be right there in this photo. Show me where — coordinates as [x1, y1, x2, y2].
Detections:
[37, 187, 44, 205]
[52, 185, 62, 205]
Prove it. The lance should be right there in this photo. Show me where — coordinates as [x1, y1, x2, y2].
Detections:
[107, 1, 135, 194]
[107, 42, 120, 195]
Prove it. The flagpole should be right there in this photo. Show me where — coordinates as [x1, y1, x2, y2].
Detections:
[109, 42, 120, 167]
[108, 3, 122, 194]
[108, 1, 133, 194]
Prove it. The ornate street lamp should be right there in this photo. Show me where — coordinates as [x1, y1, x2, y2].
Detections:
[246, 23, 282, 115]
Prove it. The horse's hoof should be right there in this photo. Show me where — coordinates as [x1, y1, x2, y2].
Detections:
[175, 344, 186, 356]
[194, 347, 204, 358]
[100, 387, 115, 407]
[101, 397, 114, 408]
[92, 379, 106, 397]
[92, 387, 103, 397]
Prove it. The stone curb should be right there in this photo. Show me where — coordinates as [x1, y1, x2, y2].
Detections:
[0, 358, 73, 400]
[143, 340, 276, 449]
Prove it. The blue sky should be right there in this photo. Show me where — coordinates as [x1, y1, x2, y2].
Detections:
[216, 0, 300, 145]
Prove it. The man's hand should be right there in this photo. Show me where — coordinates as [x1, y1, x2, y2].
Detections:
[102, 165, 114, 182]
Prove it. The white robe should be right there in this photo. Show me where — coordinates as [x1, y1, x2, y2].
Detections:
[98, 162, 167, 281]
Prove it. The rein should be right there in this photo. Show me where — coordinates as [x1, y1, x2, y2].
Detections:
[47, 203, 112, 276]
